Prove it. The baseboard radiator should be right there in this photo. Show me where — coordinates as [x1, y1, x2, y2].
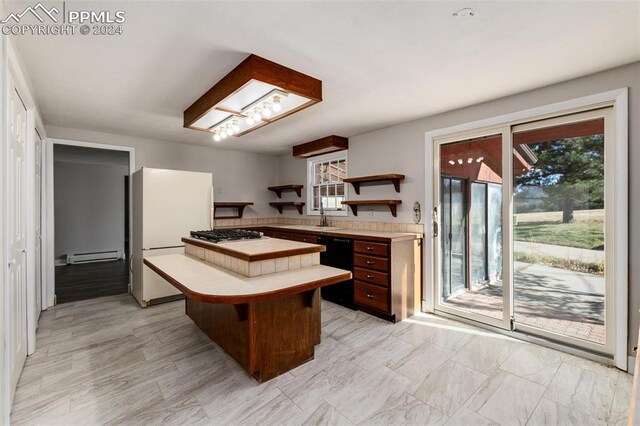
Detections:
[66, 250, 123, 265]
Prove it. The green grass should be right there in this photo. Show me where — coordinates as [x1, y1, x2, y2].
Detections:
[515, 252, 604, 275]
[514, 221, 604, 250]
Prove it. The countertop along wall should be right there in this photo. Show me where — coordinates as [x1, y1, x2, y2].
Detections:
[45, 126, 279, 219]
[277, 61, 640, 357]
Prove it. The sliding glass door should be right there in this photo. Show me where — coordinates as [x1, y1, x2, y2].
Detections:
[511, 108, 614, 354]
[433, 107, 615, 356]
[434, 129, 510, 330]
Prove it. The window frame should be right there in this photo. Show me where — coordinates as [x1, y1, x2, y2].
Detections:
[306, 151, 349, 216]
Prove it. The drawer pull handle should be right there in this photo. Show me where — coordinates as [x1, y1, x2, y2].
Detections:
[366, 274, 374, 279]
[366, 246, 374, 251]
[366, 293, 374, 299]
[366, 260, 375, 265]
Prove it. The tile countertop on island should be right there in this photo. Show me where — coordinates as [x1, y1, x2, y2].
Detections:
[182, 236, 325, 262]
[143, 253, 351, 303]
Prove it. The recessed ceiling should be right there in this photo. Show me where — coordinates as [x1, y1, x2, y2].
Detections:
[8, 0, 640, 154]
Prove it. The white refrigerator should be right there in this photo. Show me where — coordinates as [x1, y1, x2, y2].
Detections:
[132, 167, 213, 307]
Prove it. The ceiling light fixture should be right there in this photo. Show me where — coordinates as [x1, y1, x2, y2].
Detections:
[184, 54, 322, 138]
[213, 131, 221, 142]
[272, 96, 282, 112]
[448, 160, 455, 165]
[262, 102, 272, 117]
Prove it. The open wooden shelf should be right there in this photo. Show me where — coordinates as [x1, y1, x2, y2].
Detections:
[343, 174, 405, 194]
[341, 200, 402, 217]
[214, 202, 254, 219]
[268, 184, 304, 198]
[269, 202, 305, 215]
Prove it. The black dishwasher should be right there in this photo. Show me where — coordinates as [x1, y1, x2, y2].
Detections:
[317, 236, 355, 309]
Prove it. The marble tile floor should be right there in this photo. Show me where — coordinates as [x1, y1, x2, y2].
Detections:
[11, 293, 631, 425]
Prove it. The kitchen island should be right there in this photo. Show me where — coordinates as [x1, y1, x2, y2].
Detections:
[143, 237, 351, 382]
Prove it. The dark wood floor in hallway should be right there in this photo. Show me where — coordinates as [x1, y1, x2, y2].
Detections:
[55, 260, 129, 304]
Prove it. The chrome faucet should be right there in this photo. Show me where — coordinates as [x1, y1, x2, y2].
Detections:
[319, 202, 330, 227]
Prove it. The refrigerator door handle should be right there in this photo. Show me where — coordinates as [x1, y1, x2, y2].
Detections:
[210, 185, 214, 230]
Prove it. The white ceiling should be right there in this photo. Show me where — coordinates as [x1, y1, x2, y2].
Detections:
[9, 0, 640, 154]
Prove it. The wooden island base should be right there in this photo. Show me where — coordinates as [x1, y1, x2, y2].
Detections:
[185, 289, 321, 382]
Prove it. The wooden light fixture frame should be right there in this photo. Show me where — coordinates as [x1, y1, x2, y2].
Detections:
[184, 54, 322, 136]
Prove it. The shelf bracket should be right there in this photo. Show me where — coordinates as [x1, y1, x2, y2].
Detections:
[388, 204, 397, 217]
[347, 204, 358, 216]
[351, 182, 361, 195]
[391, 178, 401, 193]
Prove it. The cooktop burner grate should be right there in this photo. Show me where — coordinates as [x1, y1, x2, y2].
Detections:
[189, 229, 263, 243]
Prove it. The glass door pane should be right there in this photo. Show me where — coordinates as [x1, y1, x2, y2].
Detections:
[470, 182, 487, 285]
[437, 133, 506, 326]
[512, 114, 608, 350]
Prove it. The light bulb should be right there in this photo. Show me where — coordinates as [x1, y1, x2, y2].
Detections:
[246, 115, 254, 126]
[477, 156, 484, 162]
[232, 120, 240, 133]
[227, 125, 234, 135]
[467, 158, 473, 164]
[272, 96, 282, 112]
[253, 108, 262, 122]
[220, 129, 228, 139]
[213, 131, 221, 142]
[262, 102, 272, 117]
[448, 160, 455, 165]
[458, 159, 463, 164]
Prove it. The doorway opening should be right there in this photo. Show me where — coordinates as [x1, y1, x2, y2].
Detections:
[53, 145, 131, 304]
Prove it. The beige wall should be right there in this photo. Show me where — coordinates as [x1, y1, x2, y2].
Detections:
[277, 61, 640, 355]
[45, 126, 280, 219]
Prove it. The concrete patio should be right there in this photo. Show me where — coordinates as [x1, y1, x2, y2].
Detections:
[444, 262, 605, 345]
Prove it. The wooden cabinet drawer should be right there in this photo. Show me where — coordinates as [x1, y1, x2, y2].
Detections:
[291, 234, 318, 244]
[354, 241, 389, 257]
[354, 254, 389, 272]
[354, 267, 389, 287]
[355, 281, 389, 313]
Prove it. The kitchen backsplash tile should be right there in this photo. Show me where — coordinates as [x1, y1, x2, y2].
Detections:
[213, 217, 424, 234]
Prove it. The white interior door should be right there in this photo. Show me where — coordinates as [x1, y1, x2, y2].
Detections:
[34, 132, 42, 318]
[8, 83, 28, 405]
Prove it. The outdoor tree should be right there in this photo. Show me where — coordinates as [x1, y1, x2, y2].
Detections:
[515, 135, 604, 223]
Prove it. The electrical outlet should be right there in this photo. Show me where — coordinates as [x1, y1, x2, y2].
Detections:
[368, 210, 374, 217]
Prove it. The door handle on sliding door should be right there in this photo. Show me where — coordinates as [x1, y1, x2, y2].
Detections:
[433, 221, 438, 238]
